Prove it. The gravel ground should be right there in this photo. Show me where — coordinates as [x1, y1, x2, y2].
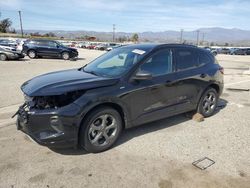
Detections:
[0, 51, 250, 188]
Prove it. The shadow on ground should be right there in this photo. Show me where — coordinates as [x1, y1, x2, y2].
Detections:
[51, 98, 228, 155]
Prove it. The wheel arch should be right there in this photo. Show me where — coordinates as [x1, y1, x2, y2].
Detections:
[208, 83, 220, 94]
[196, 83, 220, 109]
[77, 102, 128, 143]
[27, 49, 36, 53]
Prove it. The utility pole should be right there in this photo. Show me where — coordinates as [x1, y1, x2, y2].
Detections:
[196, 30, 200, 46]
[18, 10, 24, 37]
[113, 24, 115, 42]
[180, 29, 184, 43]
[202, 33, 205, 46]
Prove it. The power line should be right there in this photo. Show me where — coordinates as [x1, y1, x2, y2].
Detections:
[18, 10, 24, 37]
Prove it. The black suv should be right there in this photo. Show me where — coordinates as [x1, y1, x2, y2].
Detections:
[15, 44, 224, 152]
[22, 39, 78, 60]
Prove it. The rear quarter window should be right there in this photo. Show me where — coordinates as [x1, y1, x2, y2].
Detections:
[175, 48, 198, 71]
[198, 51, 212, 66]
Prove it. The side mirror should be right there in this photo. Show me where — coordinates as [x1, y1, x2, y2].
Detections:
[56, 45, 60, 48]
[133, 70, 152, 81]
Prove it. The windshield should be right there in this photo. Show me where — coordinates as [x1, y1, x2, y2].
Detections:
[55, 41, 65, 47]
[83, 47, 148, 77]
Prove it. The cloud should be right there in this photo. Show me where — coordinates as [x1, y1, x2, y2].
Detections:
[1, 0, 249, 32]
[0, 0, 21, 10]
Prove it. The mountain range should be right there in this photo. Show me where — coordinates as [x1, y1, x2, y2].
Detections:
[21, 27, 250, 46]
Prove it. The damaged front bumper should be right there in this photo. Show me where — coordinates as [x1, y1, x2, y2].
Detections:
[14, 102, 82, 148]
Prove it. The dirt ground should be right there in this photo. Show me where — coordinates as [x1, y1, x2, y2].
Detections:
[0, 50, 250, 188]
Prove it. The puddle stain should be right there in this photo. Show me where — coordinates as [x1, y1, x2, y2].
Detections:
[158, 165, 250, 188]
[28, 173, 46, 183]
[0, 162, 20, 174]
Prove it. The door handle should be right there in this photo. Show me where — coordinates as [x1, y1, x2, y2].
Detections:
[200, 73, 207, 78]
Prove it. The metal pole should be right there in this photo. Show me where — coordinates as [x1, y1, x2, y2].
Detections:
[196, 30, 200, 46]
[113, 24, 116, 42]
[180, 29, 183, 43]
[18, 10, 24, 37]
[202, 33, 205, 45]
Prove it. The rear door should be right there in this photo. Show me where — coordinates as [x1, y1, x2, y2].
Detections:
[36, 41, 50, 55]
[37, 41, 59, 56]
[172, 48, 205, 112]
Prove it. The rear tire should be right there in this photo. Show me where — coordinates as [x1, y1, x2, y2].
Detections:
[28, 50, 36, 59]
[197, 87, 218, 117]
[79, 107, 123, 153]
[62, 52, 70, 60]
[0, 54, 7, 61]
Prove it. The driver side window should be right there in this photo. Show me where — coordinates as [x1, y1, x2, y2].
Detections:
[140, 49, 172, 76]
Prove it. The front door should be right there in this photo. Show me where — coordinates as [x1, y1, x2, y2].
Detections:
[125, 48, 180, 126]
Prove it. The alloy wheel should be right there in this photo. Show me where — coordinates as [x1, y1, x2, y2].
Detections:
[0, 54, 7, 61]
[28, 51, 36, 58]
[62, 52, 69, 60]
[88, 114, 118, 147]
[202, 91, 216, 114]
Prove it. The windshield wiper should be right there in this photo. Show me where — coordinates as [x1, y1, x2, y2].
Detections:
[83, 69, 99, 76]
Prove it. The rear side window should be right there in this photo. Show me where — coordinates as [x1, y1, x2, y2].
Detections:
[37, 41, 49, 47]
[199, 51, 211, 66]
[175, 49, 198, 71]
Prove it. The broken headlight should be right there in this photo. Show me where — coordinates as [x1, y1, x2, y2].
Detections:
[25, 90, 85, 110]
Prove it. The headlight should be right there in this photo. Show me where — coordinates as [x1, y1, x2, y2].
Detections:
[24, 94, 33, 102]
[24, 94, 35, 107]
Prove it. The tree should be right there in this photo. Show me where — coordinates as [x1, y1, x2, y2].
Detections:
[118, 36, 127, 43]
[0, 18, 12, 33]
[43, 32, 56, 37]
[131, 33, 139, 43]
[30, 32, 41, 37]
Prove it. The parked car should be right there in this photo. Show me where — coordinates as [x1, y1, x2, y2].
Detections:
[0, 45, 17, 52]
[94, 44, 108, 50]
[22, 39, 78, 60]
[0, 39, 17, 48]
[86, 43, 97, 49]
[0, 47, 24, 61]
[77, 42, 87, 48]
[203, 47, 217, 56]
[219, 48, 230, 54]
[230, 48, 247, 55]
[245, 48, 250, 55]
[15, 44, 224, 152]
[106, 44, 122, 51]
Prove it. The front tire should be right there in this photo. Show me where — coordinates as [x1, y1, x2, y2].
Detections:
[197, 87, 218, 117]
[0, 54, 7, 61]
[62, 52, 70, 60]
[28, 50, 36, 59]
[79, 107, 123, 153]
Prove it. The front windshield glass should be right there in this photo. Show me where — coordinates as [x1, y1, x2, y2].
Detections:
[56, 41, 64, 47]
[83, 47, 148, 77]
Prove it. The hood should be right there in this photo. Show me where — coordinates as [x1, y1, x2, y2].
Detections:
[62, 46, 77, 51]
[21, 69, 119, 96]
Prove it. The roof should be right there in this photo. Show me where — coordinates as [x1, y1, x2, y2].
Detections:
[122, 43, 197, 51]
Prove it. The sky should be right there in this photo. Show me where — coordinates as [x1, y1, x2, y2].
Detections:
[0, 0, 249, 32]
